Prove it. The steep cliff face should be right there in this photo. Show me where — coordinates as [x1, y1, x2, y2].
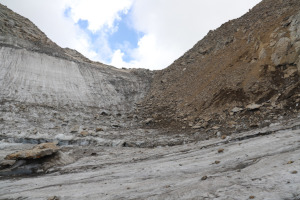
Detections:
[0, 4, 153, 141]
[141, 0, 300, 133]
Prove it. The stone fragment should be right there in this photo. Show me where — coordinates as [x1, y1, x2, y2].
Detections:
[215, 160, 220, 164]
[250, 123, 259, 128]
[201, 122, 209, 128]
[271, 37, 291, 66]
[259, 48, 267, 60]
[192, 125, 201, 129]
[96, 127, 103, 132]
[284, 67, 298, 78]
[144, 118, 154, 124]
[201, 175, 207, 180]
[5, 143, 59, 160]
[47, 196, 59, 200]
[231, 107, 243, 113]
[0, 160, 16, 169]
[228, 121, 237, 128]
[249, 196, 255, 199]
[100, 111, 108, 116]
[218, 149, 224, 153]
[246, 103, 262, 110]
[203, 116, 212, 122]
[287, 161, 294, 164]
[70, 125, 80, 133]
[112, 124, 121, 128]
[89, 130, 96, 136]
[58, 116, 65, 121]
[80, 131, 89, 137]
[291, 170, 298, 174]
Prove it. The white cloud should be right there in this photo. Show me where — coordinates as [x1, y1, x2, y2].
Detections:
[64, 0, 134, 33]
[118, 0, 262, 70]
[62, 0, 135, 63]
[111, 33, 190, 69]
[111, 49, 126, 67]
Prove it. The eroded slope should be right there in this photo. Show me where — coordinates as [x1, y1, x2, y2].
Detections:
[140, 0, 300, 134]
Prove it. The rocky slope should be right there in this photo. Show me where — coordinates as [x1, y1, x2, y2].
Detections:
[140, 0, 300, 135]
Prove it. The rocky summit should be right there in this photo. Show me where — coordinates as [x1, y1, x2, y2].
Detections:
[0, 1, 300, 199]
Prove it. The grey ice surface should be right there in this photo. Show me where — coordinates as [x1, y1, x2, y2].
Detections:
[0, 120, 300, 200]
[0, 46, 150, 110]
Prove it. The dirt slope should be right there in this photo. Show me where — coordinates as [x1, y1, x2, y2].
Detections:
[140, 0, 300, 134]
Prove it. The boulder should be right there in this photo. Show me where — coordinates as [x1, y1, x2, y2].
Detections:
[5, 143, 59, 160]
[0, 160, 16, 169]
[96, 127, 103, 132]
[80, 131, 89, 137]
[70, 125, 80, 133]
[231, 107, 244, 113]
[48, 196, 59, 200]
[271, 37, 291, 66]
[192, 125, 201, 129]
[246, 103, 262, 111]
[201, 122, 209, 128]
[259, 48, 267, 60]
[144, 118, 154, 124]
[284, 67, 298, 78]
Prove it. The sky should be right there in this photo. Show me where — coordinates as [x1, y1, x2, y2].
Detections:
[0, 0, 262, 70]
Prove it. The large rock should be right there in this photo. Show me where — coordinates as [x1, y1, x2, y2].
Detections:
[70, 125, 80, 133]
[231, 107, 244, 113]
[246, 103, 262, 111]
[271, 37, 291, 66]
[0, 160, 16, 169]
[5, 143, 59, 160]
[289, 12, 300, 42]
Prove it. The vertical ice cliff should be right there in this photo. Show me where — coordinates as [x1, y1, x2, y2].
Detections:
[0, 47, 151, 111]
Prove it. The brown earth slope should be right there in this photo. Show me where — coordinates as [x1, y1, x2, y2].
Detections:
[139, 0, 300, 134]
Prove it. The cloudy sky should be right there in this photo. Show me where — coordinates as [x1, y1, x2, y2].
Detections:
[0, 0, 261, 70]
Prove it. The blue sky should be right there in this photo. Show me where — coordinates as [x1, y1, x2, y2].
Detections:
[105, 11, 142, 63]
[69, 6, 143, 63]
[0, 0, 262, 69]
